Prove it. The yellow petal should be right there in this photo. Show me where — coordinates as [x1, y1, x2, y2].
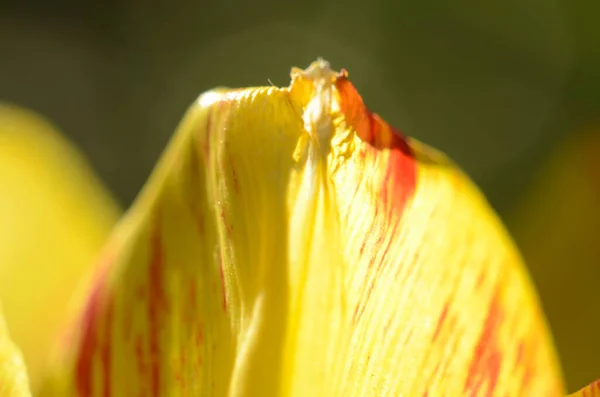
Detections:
[40, 61, 564, 396]
[0, 105, 120, 387]
[567, 379, 600, 397]
[0, 304, 31, 396]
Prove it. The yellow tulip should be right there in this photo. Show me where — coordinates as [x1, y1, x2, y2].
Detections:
[0, 105, 120, 389]
[0, 60, 598, 396]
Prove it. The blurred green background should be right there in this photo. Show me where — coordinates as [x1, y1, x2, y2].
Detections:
[1, 0, 599, 391]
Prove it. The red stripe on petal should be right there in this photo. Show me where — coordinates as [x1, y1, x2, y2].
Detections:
[135, 334, 147, 396]
[335, 74, 416, 217]
[75, 253, 113, 397]
[75, 285, 100, 397]
[101, 299, 113, 397]
[148, 215, 165, 397]
[336, 72, 417, 326]
[432, 303, 450, 342]
[218, 251, 227, 310]
[464, 290, 504, 396]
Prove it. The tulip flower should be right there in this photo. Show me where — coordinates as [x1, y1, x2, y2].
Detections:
[0, 59, 597, 396]
[0, 104, 120, 396]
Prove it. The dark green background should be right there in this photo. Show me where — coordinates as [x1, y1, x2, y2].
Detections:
[4, 0, 599, 211]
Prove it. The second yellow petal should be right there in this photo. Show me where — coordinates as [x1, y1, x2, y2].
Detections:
[0, 105, 120, 387]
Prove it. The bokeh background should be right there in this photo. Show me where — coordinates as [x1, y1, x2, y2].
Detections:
[1, 0, 599, 392]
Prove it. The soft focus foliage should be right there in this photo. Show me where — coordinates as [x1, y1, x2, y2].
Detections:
[0, 105, 120, 386]
[510, 127, 600, 389]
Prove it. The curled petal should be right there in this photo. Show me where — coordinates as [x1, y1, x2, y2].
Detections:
[40, 61, 564, 396]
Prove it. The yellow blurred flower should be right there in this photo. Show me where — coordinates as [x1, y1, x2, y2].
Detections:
[0, 60, 596, 396]
[0, 105, 120, 393]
